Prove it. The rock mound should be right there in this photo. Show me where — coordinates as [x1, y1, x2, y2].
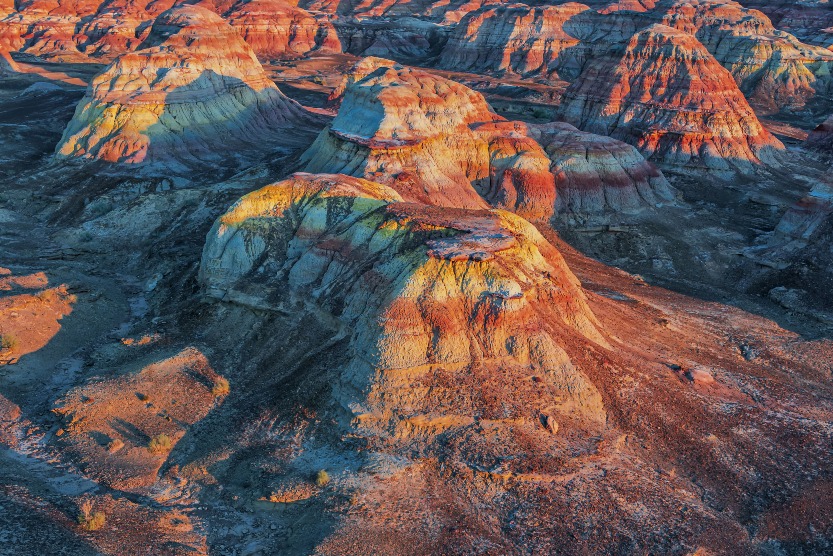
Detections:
[558, 23, 784, 174]
[528, 122, 675, 217]
[200, 172, 608, 434]
[439, 3, 591, 81]
[302, 59, 556, 219]
[54, 4, 318, 170]
[224, 0, 340, 61]
[659, 0, 833, 113]
[73, 0, 175, 60]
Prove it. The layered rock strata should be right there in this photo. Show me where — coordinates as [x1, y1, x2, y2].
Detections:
[302, 59, 556, 219]
[224, 0, 340, 61]
[200, 172, 608, 435]
[439, 3, 591, 81]
[658, 0, 833, 113]
[557, 24, 785, 174]
[528, 122, 675, 216]
[55, 5, 317, 169]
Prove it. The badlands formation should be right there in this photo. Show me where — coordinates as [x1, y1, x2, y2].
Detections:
[54, 5, 317, 170]
[224, 0, 341, 61]
[1, 0, 833, 554]
[302, 59, 558, 218]
[315, 57, 672, 219]
[558, 24, 785, 174]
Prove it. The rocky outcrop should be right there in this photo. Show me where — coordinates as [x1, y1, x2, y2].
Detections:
[0, 0, 339, 62]
[805, 114, 833, 151]
[300, 0, 494, 24]
[438, 3, 591, 81]
[224, 0, 340, 61]
[334, 16, 447, 59]
[200, 172, 608, 435]
[736, 0, 833, 47]
[73, 0, 175, 60]
[658, 0, 833, 114]
[55, 5, 318, 171]
[558, 24, 784, 174]
[0, 48, 17, 73]
[303, 59, 556, 219]
[528, 122, 675, 217]
[746, 180, 833, 317]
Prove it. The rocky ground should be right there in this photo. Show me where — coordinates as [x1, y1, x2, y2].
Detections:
[0, 1, 832, 554]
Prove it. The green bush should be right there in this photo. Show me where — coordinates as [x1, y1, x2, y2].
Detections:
[77, 500, 106, 531]
[212, 377, 230, 397]
[315, 469, 330, 487]
[148, 433, 173, 455]
[0, 333, 18, 351]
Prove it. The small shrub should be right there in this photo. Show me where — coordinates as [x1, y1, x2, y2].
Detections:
[0, 333, 18, 352]
[211, 377, 230, 397]
[77, 499, 106, 532]
[148, 433, 173, 455]
[315, 469, 330, 487]
[137, 393, 149, 402]
[106, 438, 124, 453]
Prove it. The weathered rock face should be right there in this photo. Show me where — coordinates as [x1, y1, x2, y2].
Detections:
[334, 16, 447, 59]
[55, 5, 317, 170]
[558, 24, 784, 174]
[300, 0, 494, 23]
[528, 122, 675, 217]
[749, 180, 833, 316]
[200, 172, 607, 435]
[736, 0, 833, 46]
[805, 114, 833, 151]
[438, 3, 591, 81]
[0, 0, 340, 62]
[224, 0, 340, 61]
[73, 0, 175, 60]
[0, 48, 17, 73]
[658, 0, 833, 114]
[302, 59, 556, 219]
[326, 55, 396, 107]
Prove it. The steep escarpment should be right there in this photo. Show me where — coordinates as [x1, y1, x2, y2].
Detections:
[438, 3, 591, 81]
[558, 24, 784, 174]
[302, 59, 557, 219]
[54, 5, 318, 171]
[201, 172, 608, 437]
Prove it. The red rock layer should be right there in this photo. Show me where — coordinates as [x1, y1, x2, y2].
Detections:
[439, 3, 591, 81]
[657, 0, 833, 114]
[558, 23, 784, 174]
[224, 0, 340, 61]
[0, 0, 341, 62]
[302, 58, 557, 219]
[201, 172, 608, 437]
[528, 121, 675, 217]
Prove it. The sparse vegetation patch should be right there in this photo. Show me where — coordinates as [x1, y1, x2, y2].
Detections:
[315, 469, 330, 487]
[148, 433, 173, 455]
[77, 499, 106, 532]
[0, 333, 18, 351]
[212, 377, 230, 396]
